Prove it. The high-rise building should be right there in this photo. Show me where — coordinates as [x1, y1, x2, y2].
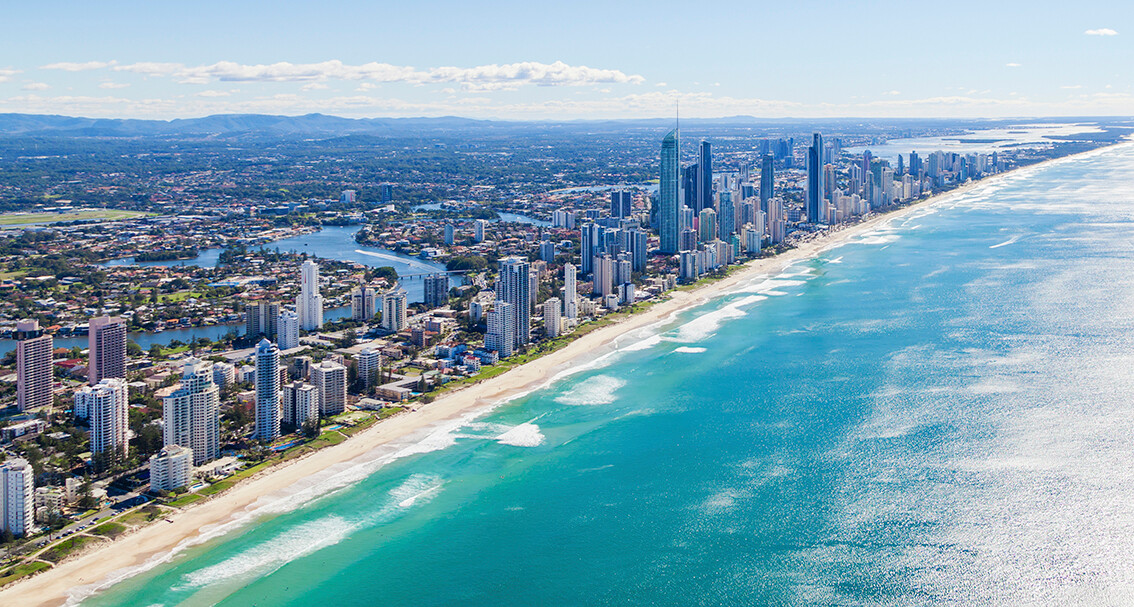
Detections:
[254, 339, 281, 442]
[78, 378, 128, 462]
[539, 239, 555, 262]
[474, 219, 486, 242]
[610, 191, 632, 218]
[718, 191, 735, 240]
[296, 260, 324, 331]
[277, 310, 300, 350]
[310, 360, 347, 416]
[807, 133, 825, 224]
[89, 315, 126, 386]
[443, 223, 455, 245]
[424, 274, 449, 308]
[282, 381, 320, 427]
[580, 223, 603, 274]
[357, 347, 381, 390]
[351, 285, 381, 321]
[340, 189, 357, 204]
[245, 301, 279, 340]
[698, 141, 713, 214]
[163, 357, 220, 466]
[212, 362, 236, 389]
[659, 129, 680, 254]
[149, 445, 193, 492]
[563, 263, 578, 320]
[15, 320, 51, 412]
[698, 208, 717, 243]
[382, 288, 408, 332]
[0, 458, 34, 537]
[486, 301, 515, 357]
[759, 154, 775, 213]
[628, 228, 648, 272]
[543, 298, 562, 338]
[379, 183, 394, 203]
[593, 254, 614, 297]
[496, 257, 531, 349]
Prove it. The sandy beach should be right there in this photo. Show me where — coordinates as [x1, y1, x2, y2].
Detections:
[0, 167, 1037, 606]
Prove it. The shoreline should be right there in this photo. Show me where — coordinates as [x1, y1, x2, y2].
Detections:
[0, 148, 1112, 606]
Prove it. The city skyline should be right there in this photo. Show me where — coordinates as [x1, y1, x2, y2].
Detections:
[0, 1, 1131, 119]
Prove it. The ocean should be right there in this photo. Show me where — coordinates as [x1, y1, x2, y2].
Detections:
[77, 143, 1134, 605]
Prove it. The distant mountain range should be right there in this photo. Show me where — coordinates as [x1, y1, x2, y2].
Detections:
[0, 112, 1128, 139]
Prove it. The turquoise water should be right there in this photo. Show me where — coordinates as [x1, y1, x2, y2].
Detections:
[79, 144, 1134, 605]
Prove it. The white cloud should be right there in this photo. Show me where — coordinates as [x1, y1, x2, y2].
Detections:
[1006, 62, 1022, 67]
[105, 59, 644, 89]
[1085, 28, 1118, 36]
[41, 61, 116, 71]
[195, 89, 233, 97]
[1061, 85, 1083, 89]
[22, 82, 49, 91]
[0, 68, 22, 83]
[882, 90, 901, 95]
[98, 81, 130, 89]
[300, 82, 329, 91]
[655, 82, 667, 87]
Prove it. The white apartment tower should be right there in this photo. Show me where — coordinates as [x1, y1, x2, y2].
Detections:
[78, 378, 129, 462]
[310, 360, 347, 416]
[382, 288, 408, 332]
[163, 357, 220, 466]
[149, 445, 193, 492]
[15, 320, 52, 412]
[0, 458, 34, 537]
[357, 347, 381, 389]
[277, 309, 300, 350]
[296, 260, 324, 331]
[543, 297, 562, 338]
[564, 263, 578, 320]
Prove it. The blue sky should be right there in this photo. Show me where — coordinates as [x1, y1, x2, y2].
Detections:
[1, 1, 1130, 119]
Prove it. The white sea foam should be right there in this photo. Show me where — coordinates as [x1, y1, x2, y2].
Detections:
[555, 375, 626, 406]
[989, 234, 1024, 248]
[496, 422, 546, 447]
[670, 294, 767, 342]
[674, 346, 707, 353]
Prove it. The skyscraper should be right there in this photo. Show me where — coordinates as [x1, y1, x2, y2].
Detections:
[277, 310, 300, 350]
[759, 154, 775, 213]
[592, 254, 614, 297]
[245, 301, 279, 340]
[698, 140, 713, 214]
[15, 320, 51, 412]
[496, 257, 531, 349]
[543, 298, 562, 338]
[89, 315, 126, 386]
[698, 208, 717, 243]
[659, 129, 680, 254]
[296, 260, 324, 331]
[356, 348, 381, 390]
[0, 458, 34, 537]
[807, 133, 825, 224]
[486, 301, 515, 357]
[563, 263, 578, 320]
[310, 360, 347, 416]
[254, 339, 281, 442]
[163, 357, 220, 466]
[78, 378, 128, 463]
[718, 191, 735, 240]
[610, 191, 632, 218]
[474, 219, 486, 243]
[350, 285, 381, 321]
[382, 287, 408, 332]
[424, 274, 449, 308]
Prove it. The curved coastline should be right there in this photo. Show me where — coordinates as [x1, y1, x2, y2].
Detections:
[1, 143, 1123, 607]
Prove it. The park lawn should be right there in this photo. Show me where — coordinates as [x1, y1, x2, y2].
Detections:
[118, 505, 167, 526]
[91, 522, 127, 539]
[0, 209, 151, 226]
[310, 430, 347, 448]
[0, 269, 27, 280]
[0, 561, 51, 586]
[157, 290, 202, 303]
[167, 493, 204, 507]
[41, 535, 104, 563]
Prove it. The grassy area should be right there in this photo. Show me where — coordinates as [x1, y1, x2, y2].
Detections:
[118, 505, 167, 526]
[167, 493, 204, 507]
[310, 430, 347, 448]
[0, 561, 51, 586]
[157, 290, 203, 303]
[0, 209, 151, 226]
[198, 461, 272, 496]
[0, 269, 27, 280]
[41, 535, 103, 563]
[91, 522, 127, 539]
